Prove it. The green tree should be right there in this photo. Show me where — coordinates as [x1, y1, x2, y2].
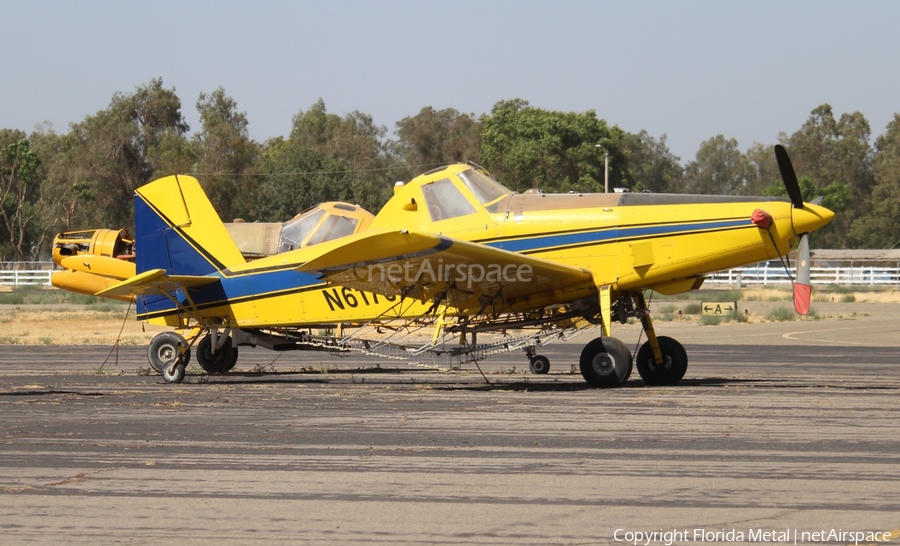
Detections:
[621, 130, 682, 193]
[481, 99, 627, 193]
[0, 132, 44, 261]
[67, 78, 191, 229]
[395, 107, 482, 172]
[681, 135, 751, 195]
[742, 142, 781, 197]
[789, 105, 874, 199]
[785, 104, 874, 247]
[253, 100, 397, 221]
[27, 127, 88, 258]
[192, 87, 259, 221]
[849, 114, 900, 248]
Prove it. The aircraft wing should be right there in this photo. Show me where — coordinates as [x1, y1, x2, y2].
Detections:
[297, 230, 594, 309]
[95, 268, 221, 298]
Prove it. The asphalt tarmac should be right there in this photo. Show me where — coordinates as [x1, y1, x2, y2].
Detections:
[1, 313, 898, 545]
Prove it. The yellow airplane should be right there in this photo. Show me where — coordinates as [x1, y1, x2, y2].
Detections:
[51, 145, 833, 385]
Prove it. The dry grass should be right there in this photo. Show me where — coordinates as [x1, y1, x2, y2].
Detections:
[0, 306, 166, 345]
[823, 290, 900, 303]
[735, 287, 900, 304]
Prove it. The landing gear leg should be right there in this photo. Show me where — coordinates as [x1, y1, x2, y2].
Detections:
[633, 292, 688, 385]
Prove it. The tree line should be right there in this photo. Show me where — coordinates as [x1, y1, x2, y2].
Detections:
[2, 78, 899, 261]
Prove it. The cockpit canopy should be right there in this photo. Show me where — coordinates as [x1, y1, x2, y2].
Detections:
[279, 202, 374, 252]
[420, 168, 512, 222]
[225, 202, 374, 259]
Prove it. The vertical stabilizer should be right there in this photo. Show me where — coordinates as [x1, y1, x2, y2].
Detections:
[134, 175, 246, 276]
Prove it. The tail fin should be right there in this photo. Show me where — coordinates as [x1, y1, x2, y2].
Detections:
[134, 175, 246, 276]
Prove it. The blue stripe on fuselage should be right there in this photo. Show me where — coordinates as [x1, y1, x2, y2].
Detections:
[484, 219, 750, 253]
[136, 218, 750, 317]
[136, 267, 325, 316]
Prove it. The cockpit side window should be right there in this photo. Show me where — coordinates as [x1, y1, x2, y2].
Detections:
[279, 208, 326, 252]
[421, 178, 476, 222]
[306, 215, 359, 246]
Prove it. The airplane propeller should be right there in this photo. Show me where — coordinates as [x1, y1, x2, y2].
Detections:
[774, 144, 811, 315]
[775, 145, 804, 209]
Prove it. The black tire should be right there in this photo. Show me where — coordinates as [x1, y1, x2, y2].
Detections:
[147, 332, 189, 374]
[636, 336, 688, 385]
[224, 346, 239, 372]
[579, 337, 632, 388]
[197, 335, 237, 374]
[528, 355, 550, 374]
[162, 363, 185, 383]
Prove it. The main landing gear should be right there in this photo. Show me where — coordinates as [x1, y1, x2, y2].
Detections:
[196, 333, 238, 374]
[147, 329, 240, 384]
[635, 335, 687, 385]
[578, 291, 688, 388]
[579, 337, 632, 387]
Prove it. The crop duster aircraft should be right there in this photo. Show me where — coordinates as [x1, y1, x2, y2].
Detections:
[52, 145, 833, 385]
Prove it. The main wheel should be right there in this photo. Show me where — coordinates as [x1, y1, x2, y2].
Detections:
[636, 336, 688, 385]
[579, 337, 632, 388]
[197, 334, 238, 374]
[528, 355, 550, 374]
[147, 332, 190, 374]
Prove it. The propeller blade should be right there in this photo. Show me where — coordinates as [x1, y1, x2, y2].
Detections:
[793, 233, 811, 315]
[775, 145, 804, 209]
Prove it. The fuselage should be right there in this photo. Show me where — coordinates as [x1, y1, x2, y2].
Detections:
[134, 165, 833, 329]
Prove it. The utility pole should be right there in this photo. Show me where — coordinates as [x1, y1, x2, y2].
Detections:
[596, 144, 609, 193]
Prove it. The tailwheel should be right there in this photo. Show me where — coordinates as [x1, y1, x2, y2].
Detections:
[197, 334, 239, 374]
[162, 362, 186, 383]
[528, 355, 550, 374]
[636, 336, 687, 385]
[579, 337, 632, 388]
[147, 332, 191, 374]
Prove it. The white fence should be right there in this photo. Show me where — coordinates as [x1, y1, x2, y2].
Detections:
[0, 269, 53, 286]
[2, 266, 900, 288]
[704, 266, 900, 286]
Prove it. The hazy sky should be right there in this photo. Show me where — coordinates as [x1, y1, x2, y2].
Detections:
[2, 0, 898, 164]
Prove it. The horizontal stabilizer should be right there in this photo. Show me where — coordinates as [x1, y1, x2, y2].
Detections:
[96, 268, 220, 298]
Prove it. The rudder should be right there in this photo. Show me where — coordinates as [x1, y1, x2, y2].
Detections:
[134, 175, 245, 276]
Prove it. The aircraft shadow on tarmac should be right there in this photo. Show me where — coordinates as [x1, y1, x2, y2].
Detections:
[437, 377, 767, 392]
[0, 389, 106, 397]
[179, 371, 770, 391]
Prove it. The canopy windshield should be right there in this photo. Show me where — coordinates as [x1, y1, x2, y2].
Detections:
[279, 206, 361, 252]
